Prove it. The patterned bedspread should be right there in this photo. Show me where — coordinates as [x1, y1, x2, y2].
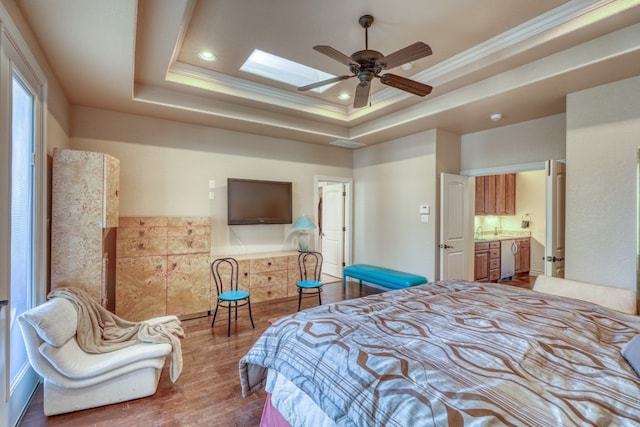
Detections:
[239, 280, 640, 426]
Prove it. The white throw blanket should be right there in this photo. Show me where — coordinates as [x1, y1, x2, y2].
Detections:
[48, 287, 184, 382]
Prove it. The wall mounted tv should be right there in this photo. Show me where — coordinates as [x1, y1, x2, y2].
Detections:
[227, 178, 293, 225]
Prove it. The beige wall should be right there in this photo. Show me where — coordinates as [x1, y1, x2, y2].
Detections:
[1, 0, 70, 135]
[461, 114, 566, 172]
[461, 115, 565, 280]
[566, 76, 640, 290]
[473, 170, 546, 276]
[352, 129, 461, 282]
[47, 112, 70, 154]
[513, 171, 546, 275]
[70, 106, 353, 255]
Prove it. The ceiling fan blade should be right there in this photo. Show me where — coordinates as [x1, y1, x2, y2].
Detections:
[313, 45, 359, 67]
[380, 73, 433, 96]
[353, 82, 371, 108]
[298, 75, 353, 92]
[377, 42, 432, 70]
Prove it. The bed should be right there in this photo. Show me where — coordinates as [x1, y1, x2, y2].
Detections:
[239, 280, 640, 426]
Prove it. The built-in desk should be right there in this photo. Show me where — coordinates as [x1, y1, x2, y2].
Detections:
[212, 251, 300, 304]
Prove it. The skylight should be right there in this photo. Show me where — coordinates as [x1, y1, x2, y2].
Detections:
[240, 49, 337, 93]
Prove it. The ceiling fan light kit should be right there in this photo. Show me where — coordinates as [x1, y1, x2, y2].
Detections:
[298, 14, 433, 108]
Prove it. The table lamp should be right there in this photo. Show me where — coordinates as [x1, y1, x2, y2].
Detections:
[291, 214, 317, 252]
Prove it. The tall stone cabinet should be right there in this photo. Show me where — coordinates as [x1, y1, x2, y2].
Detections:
[50, 148, 119, 310]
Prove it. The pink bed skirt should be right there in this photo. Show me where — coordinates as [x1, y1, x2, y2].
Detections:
[260, 394, 292, 427]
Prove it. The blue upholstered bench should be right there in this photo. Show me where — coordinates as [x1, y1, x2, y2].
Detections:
[342, 264, 427, 290]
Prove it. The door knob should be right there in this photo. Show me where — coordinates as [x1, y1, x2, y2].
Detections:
[545, 256, 565, 262]
[439, 244, 454, 249]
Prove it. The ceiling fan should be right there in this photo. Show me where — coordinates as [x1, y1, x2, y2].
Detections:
[298, 15, 433, 108]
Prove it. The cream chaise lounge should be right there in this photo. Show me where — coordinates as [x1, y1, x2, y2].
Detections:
[18, 296, 178, 416]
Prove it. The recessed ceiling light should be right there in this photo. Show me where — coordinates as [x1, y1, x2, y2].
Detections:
[338, 93, 351, 100]
[490, 113, 503, 121]
[198, 51, 217, 61]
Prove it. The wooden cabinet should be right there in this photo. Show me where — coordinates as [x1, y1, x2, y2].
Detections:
[248, 256, 290, 303]
[474, 242, 490, 282]
[475, 173, 516, 215]
[475, 176, 486, 214]
[474, 241, 501, 283]
[514, 238, 530, 275]
[489, 241, 501, 282]
[220, 253, 299, 304]
[495, 174, 516, 215]
[51, 148, 119, 309]
[116, 216, 211, 321]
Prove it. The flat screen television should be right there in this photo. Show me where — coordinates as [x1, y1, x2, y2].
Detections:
[227, 178, 293, 225]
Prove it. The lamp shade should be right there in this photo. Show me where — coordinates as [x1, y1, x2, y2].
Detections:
[290, 214, 317, 231]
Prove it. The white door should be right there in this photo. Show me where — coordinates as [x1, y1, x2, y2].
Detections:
[320, 183, 345, 278]
[545, 160, 566, 277]
[439, 173, 473, 281]
[1, 31, 47, 425]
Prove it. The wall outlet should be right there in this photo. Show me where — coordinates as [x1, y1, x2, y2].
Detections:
[209, 191, 215, 200]
[209, 180, 216, 189]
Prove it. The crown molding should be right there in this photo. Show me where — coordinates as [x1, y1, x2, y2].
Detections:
[359, 0, 617, 117]
[164, 0, 628, 126]
[167, 61, 349, 120]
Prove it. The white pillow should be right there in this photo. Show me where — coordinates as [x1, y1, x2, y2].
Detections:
[21, 298, 77, 347]
[533, 275, 637, 314]
[622, 335, 640, 377]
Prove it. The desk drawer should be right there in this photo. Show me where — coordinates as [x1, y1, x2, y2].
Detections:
[119, 217, 167, 228]
[251, 256, 288, 273]
[250, 271, 287, 302]
[117, 237, 167, 257]
[117, 226, 165, 239]
[168, 235, 210, 254]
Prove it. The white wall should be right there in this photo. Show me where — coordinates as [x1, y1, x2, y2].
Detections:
[352, 129, 460, 281]
[70, 106, 353, 256]
[566, 76, 640, 290]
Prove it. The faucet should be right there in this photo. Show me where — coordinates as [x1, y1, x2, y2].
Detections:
[475, 226, 483, 239]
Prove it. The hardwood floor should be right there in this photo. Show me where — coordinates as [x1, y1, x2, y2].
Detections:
[18, 280, 382, 427]
[499, 273, 537, 289]
[19, 276, 534, 427]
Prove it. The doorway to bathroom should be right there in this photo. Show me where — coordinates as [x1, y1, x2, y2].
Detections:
[313, 176, 353, 279]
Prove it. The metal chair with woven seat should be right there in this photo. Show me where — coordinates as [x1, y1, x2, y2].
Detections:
[297, 251, 323, 311]
[211, 257, 254, 337]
